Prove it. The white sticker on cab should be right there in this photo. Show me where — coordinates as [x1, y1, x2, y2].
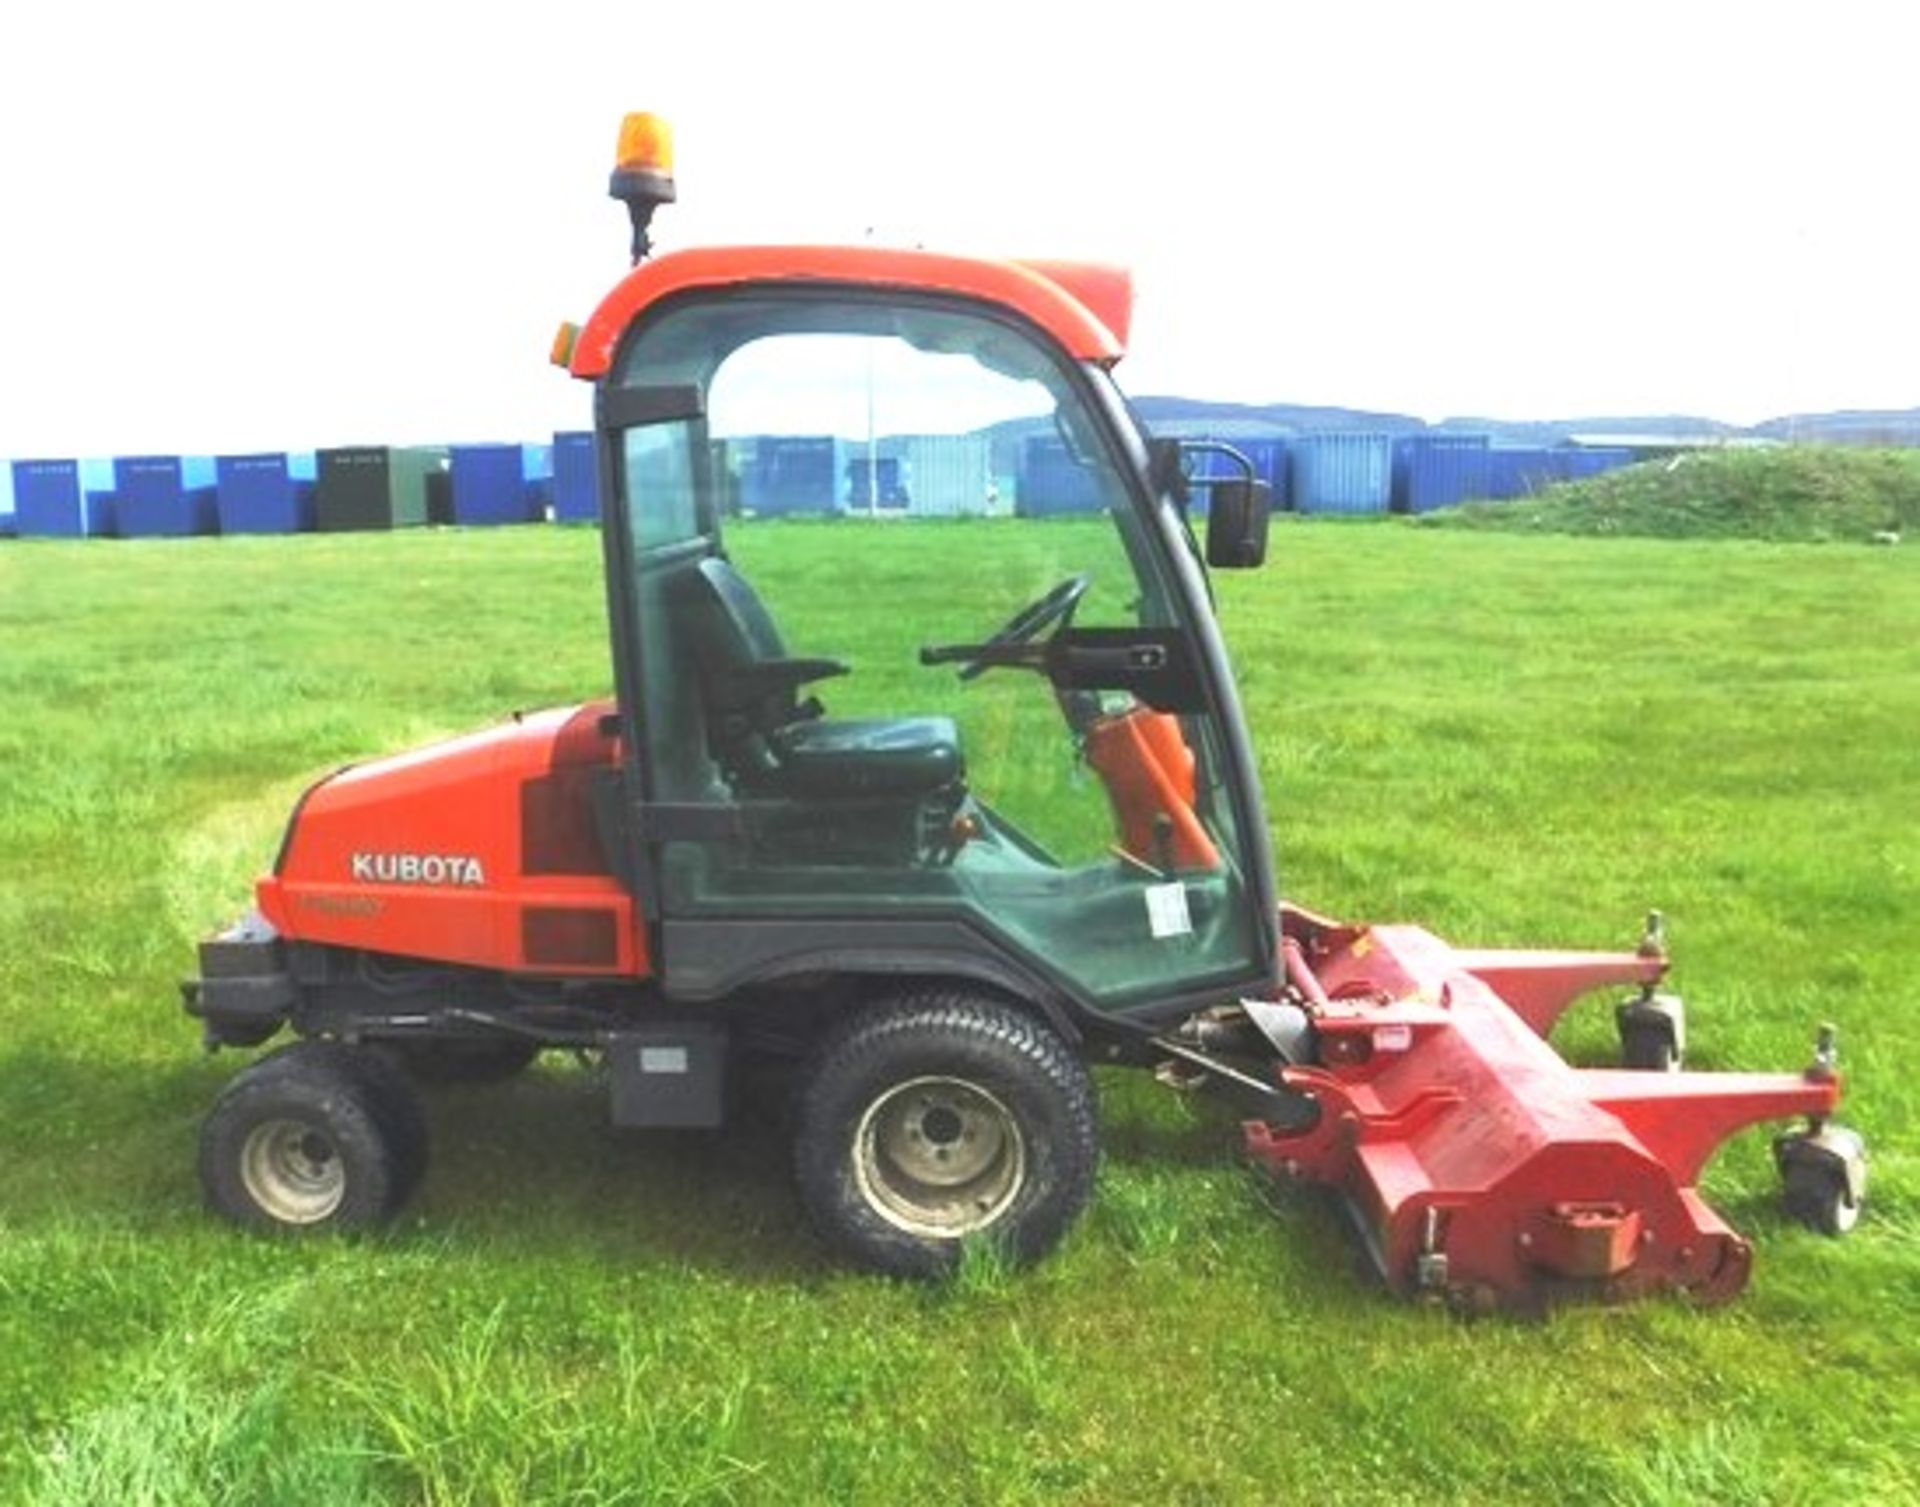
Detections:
[1144, 882, 1193, 940]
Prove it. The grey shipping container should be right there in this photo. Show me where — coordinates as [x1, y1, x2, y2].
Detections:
[903, 435, 995, 516]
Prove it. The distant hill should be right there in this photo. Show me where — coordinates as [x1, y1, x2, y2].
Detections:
[1127, 396, 1424, 438]
[1129, 397, 1920, 449]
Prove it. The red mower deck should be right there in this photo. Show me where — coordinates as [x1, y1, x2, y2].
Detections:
[1243, 907, 1846, 1308]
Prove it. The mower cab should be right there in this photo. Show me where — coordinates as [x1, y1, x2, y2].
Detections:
[182, 113, 1863, 1307]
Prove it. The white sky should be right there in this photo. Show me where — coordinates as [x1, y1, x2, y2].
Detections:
[0, 0, 1914, 459]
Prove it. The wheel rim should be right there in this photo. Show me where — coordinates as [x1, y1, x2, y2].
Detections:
[852, 1075, 1026, 1238]
[240, 1117, 346, 1224]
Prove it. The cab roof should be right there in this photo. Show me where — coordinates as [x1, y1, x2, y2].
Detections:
[569, 245, 1131, 380]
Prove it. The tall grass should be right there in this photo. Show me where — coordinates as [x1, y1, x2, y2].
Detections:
[1430, 444, 1920, 540]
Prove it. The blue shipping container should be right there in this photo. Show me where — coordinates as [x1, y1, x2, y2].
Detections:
[114, 454, 219, 537]
[1017, 436, 1105, 517]
[1189, 436, 1289, 512]
[1290, 433, 1393, 515]
[552, 431, 600, 523]
[743, 436, 845, 516]
[1393, 434, 1493, 514]
[0, 462, 13, 535]
[449, 443, 545, 526]
[12, 459, 97, 537]
[1484, 447, 1559, 500]
[1552, 447, 1637, 482]
[845, 456, 908, 510]
[216, 452, 317, 534]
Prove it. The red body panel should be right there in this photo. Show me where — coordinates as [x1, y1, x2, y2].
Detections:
[261, 701, 647, 979]
[1245, 907, 1838, 1307]
[569, 246, 1131, 380]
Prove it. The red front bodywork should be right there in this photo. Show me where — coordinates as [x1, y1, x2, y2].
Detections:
[260, 701, 647, 979]
[1244, 905, 1840, 1308]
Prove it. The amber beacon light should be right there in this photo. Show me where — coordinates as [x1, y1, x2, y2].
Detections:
[610, 112, 677, 265]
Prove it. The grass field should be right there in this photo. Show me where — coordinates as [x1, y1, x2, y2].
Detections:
[1, 519, 1915, 1505]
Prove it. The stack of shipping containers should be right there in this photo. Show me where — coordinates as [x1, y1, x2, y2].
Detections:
[2, 426, 1657, 543]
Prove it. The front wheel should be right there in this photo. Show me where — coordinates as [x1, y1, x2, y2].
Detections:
[793, 993, 1098, 1277]
[198, 1042, 425, 1233]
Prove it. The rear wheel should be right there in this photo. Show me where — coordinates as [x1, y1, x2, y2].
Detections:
[199, 1041, 425, 1232]
[793, 992, 1097, 1277]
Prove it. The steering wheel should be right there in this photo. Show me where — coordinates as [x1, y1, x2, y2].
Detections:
[951, 573, 1090, 680]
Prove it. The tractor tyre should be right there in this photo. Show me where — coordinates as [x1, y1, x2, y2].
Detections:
[385, 1037, 540, 1085]
[793, 992, 1098, 1278]
[199, 1041, 425, 1233]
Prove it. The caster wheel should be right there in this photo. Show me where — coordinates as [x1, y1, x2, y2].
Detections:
[1775, 1124, 1866, 1236]
[1616, 992, 1685, 1071]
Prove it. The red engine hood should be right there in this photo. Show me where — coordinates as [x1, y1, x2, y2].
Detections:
[260, 701, 645, 977]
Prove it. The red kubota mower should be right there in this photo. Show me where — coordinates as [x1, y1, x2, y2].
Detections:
[183, 114, 1865, 1308]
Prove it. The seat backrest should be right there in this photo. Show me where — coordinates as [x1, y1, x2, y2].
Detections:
[691, 556, 788, 669]
[676, 556, 801, 784]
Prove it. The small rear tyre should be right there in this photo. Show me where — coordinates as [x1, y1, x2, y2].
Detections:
[1778, 1125, 1866, 1237]
[793, 992, 1097, 1279]
[385, 1037, 540, 1085]
[1615, 993, 1684, 1072]
[199, 1042, 422, 1232]
[1782, 1162, 1861, 1236]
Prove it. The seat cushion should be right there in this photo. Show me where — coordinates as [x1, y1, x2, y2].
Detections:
[767, 717, 962, 799]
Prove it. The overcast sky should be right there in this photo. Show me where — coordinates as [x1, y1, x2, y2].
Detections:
[1, 1, 1913, 460]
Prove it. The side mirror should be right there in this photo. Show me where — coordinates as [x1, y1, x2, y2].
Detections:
[1206, 478, 1271, 568]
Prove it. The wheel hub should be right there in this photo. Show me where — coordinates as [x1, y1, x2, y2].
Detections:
[853, 1076, 1026, 1237]
[240, 1117, 346, 1224]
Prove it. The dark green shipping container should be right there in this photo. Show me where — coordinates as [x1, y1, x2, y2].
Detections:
[315, 446, 447, 531]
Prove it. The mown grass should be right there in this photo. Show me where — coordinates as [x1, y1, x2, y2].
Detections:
[1429, 445, 1920, 542]
[1, 519, 1916, 1504]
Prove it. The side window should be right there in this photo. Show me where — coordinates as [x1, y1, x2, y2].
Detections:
[625, 422, 701, 550]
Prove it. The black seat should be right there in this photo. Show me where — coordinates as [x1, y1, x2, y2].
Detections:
[683, 557, 962, 802]
[768, 717, 963, 798]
